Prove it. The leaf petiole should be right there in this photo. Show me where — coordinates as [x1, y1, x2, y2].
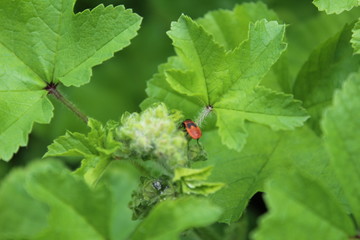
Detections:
[45, 83, 88, 124]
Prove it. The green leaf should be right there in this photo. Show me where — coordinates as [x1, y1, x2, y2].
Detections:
[140, 57, 201, 118]
[195, 124, 336, 223]
[0, 1, 141, 161]
[322, 71, 360, 223]
[313, 0, 359, 14]
[0, 91, 53, 161]
[173, 166, 213, 182]
[285, 7, 360, 86]
[0, 160, 140, 240]
[196, 3, 292, 93]
[293, 24, 360, 134]
[351, 19, 360, 54]
[215, 87, 308, 149]
[45, 118, 121, 186]
[173, 167, 225, 196]
[45, 131, 96, 157]
[253, 171, 356, 240]
[253, 72, 360, 239]
[166, 15, 228, 105]
[224, 20, 286, 92]
[197, 2, 279, 50]
[130, 197, 222, 240]
[147, 12, 307, 151]
[0, 167, 49, 239]
[181, 182, 225, 196]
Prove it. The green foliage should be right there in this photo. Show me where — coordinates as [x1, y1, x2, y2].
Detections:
[0, 0, 141, 161]
[45, 118, 121, 185]
[293, 23, 360, 134]
[195, 124, 336, 223]
[322, 71, 360, 223]
[1, 1, 360, 239]
[352, 20, 360, 54]
[130, 196, 222, 240]
[0, 160, 140, 240]
[197, 2, 279, 50]
[253, 171, 356, 240]
[253, 70, 360, 240]
[0, 165, 49, 239]
[129, 175, 176, 220]
[313, 0, 359, 14]
[143, 5, 308, 151]
[173, 166, 225, 195]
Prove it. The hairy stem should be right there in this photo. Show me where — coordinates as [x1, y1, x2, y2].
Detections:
[46, 84, 88, 124]
[195, 105, 213, 127]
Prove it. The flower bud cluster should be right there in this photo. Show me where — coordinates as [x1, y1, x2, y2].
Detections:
[117, 103, 188, 168]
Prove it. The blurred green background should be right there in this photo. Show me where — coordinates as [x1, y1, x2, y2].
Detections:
[2, 0, 359, 175]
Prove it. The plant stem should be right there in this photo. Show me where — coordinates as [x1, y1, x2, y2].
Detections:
[47, 84, 88, 124]
[195, 105, 213, 127]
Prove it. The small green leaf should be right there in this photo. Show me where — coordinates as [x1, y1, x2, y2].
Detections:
[173, 166, 224, 196]
[351, 19, 360, 54]
[140, 57, 201, 118]
[173, 166, 213, 182]
[313, 0, 359, 14]
[322, 71, 360, 223]
[45, 131, 96, 157]
[0, 0, 141, 161]
[181, 182, 225, 196]
[45, 118, 121, 186]
[294, 24, 360, 134]
[131, 197, 222, 240]
[253, 171, 356, 240]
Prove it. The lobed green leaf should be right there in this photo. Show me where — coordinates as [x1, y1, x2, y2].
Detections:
[166, 15, 228, 105]
[0, 160, 140, 240]
[197, 2, 279, 50]
[0, 167, 49, 239]
[253, 171, 356, 240]
[322, 71, 360, 223]
[0, 0, 141, 161]
[144, 6, 308, 152]
[313, 0, 359, 14]
[45, 118, 121, 186]
[293, 23, 360, 134]
[351, 19, 360, 54]
[130, 196, 222, 240]
[195, 123, 340, 223]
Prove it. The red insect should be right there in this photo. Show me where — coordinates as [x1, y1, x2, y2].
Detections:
[182, 119, 202, 140]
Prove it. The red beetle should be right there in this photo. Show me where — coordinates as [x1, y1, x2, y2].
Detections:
[182, 119, 202, 140]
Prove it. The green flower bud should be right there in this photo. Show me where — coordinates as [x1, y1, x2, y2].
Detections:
[117, 103, 188, 168]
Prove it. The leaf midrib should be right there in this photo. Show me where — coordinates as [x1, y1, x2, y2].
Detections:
[216, 106, 305, 118]
[228, 138, 281, 222]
